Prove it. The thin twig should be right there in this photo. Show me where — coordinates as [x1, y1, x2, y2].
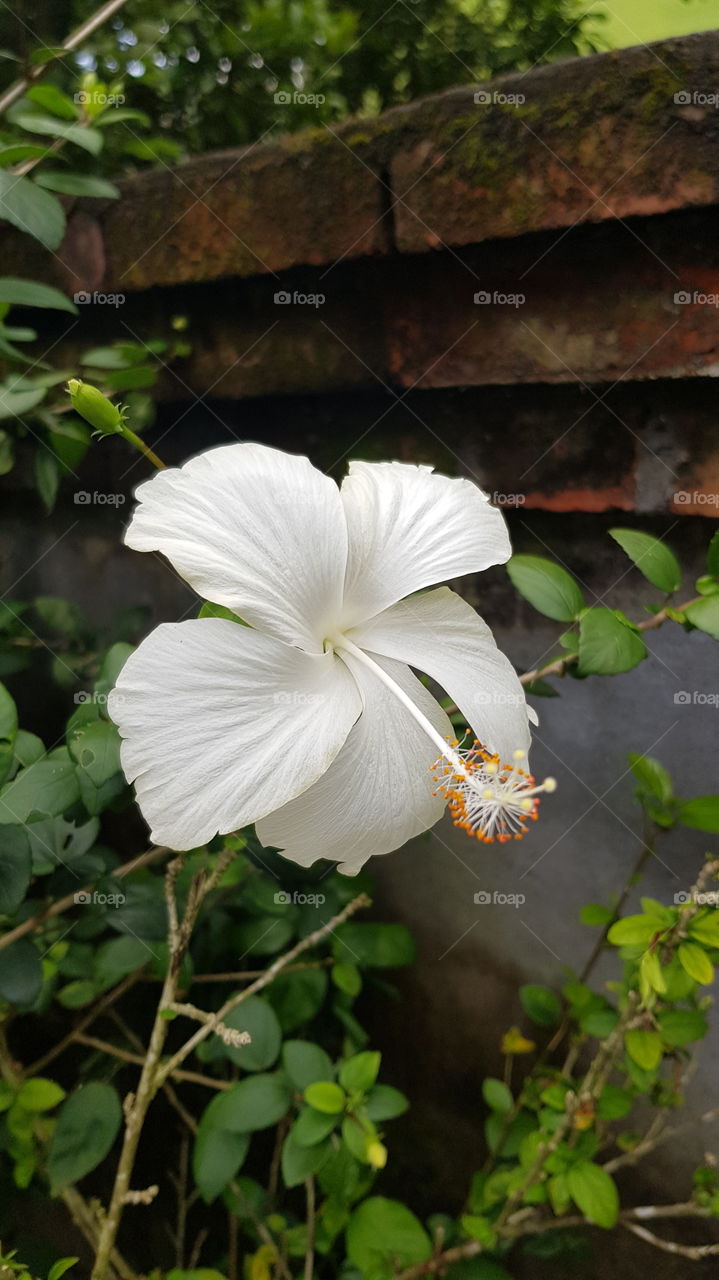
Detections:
[0, 0, 130, 116]
[304, 1176, 316, 1280]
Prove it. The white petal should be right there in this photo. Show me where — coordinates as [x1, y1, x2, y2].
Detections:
[256, 653, 450, 875]
[125, 443, 348, 652]
[108, 619, 362, 850]
[349, 587, 531, 764]
[339, 460, 511, 626]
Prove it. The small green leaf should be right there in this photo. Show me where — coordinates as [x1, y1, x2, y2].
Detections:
[685, 596, 719, 640]
[292, 1106, 338, 1147]
[304, 1082, 346, 1114]
[707, 530, 719, 578]
[0, 277, 76, 313]
[482, 1078, 513, 1114]
[26, 84, 80, 119]
[607, 914, 661, 946]
[347, 1197, 432, 1272]
[678, 797, 719, 833]
[193, 1093, 250, 1202]
[628, 753, 673, 805]
[48, 1259, 80, 1280]
[331, 961, 362, 996]
[519, 984, 561, 1026]
[658, 1008, 708, 1047]
[34, 172, 120, 199]
[579, 903, 613, 926]
[688, 913, 719, 947]
[209, 1074, 290, 1132]
[578, 608, 647, 676]
[597, 1085, 633, 1120]
[0, 170, 65, 249]
[566, 1161, 619, 1227]
[625, 1029, 662, 1071]
[0, 937, 43, 1004]
[282, 1130, 331, 1188]
[15, 114, 103, 155]
[332, 923, 414, 968]
[339, 1051, 381, 1094]
[48, 1082, 122, 1192]
[0, 825, 31, 914]
[678, 942, 714, 985]
[282, 1040, 334, 1092]
[17, 1077, 65, 1111]
[609, 529, 681, 593]
[507, 555, 584, 621]
[364, 1085, 409, 1122]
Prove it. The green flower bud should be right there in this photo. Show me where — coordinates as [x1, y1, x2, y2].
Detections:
[66, 379, 124, 435]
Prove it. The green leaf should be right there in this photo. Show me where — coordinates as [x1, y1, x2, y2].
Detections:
[688, 913, 719, 947]
[678, 942, 714, 985]
[26, 84, 80, 119]
[292, 1105, 338, 1147]
[678, 797, 719, 833]
[460, 1215, 498, 1248]
[48, 1082, 122, 1192]
[597, 1085, 633, 1120]
[304, 1081, 346, 1114]
[0, 384, 47, 421]
[193, 1092, 250, 1202]
[14, 114, 103, 155]
[579, 1007, 619, 1037]
[0, 937, 42, 1004]
[339, 1051, 381, 1094]
[266, 968, 327, 1032]
[332, 923, 415, 967]
[0, 824, 31, 915]
[640, 950, 666, 998]
[685, 596, 719, 640]
[197, 601, 246, 624]
[33, 171, 120, 199]
[204, 997, 281, 1071]
[609, 529, 681, 593]
[282, 1040, 334, 1092]
[628, 753, 673, 805]
[482, 1078, 513, 1113]
[35, 450, 60, 511]
[365, 1085, 409, 1122]
[658, 1008, 708, 1047]
[566, 1161, 619, 1228]
[282, 1129, 332, 1188]
[347, 1197, 432, 1272]
[95, 936, 151, 987]
[209, 1074, 290, 1133]
[17, 1077, 65, 1111]
[0, 428, 13, 475]
[47, 1260, 79, 1280]
[0, 277, 76, 313]
[0, 170, 65, 249]
[519, 984, 561, 1026]
[625, 1029, 662, 1071]
[577, 608, 647, 676]
[67, 718, 121, 788]
[0, 144, 50, 165]
[48, 417, 91, 473]
[0, 758, 80, 824]
[0, 679, 18, 785]
[607, 914, 661, 946]
[331, 961, 362, 996]
[507, 555, 584, 621]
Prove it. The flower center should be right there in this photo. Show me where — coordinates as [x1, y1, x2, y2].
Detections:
[432, 742, 556, 843]
[330, 635, 555, 845]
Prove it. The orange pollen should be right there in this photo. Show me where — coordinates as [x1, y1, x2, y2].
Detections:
[430, 740, 556, 843]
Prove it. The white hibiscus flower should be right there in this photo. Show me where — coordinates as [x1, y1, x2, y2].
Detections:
[108, 443, 553, 873]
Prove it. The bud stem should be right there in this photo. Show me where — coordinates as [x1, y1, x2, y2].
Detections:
[120, 424, 166, 471]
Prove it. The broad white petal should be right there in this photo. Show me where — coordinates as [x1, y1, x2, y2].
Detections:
[108, 618, 362, 850]
[350, 587, 531, 764]
[256, 653, 450, 875]
[339, 460, 510, 626]
[125, 443, 348, 652]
